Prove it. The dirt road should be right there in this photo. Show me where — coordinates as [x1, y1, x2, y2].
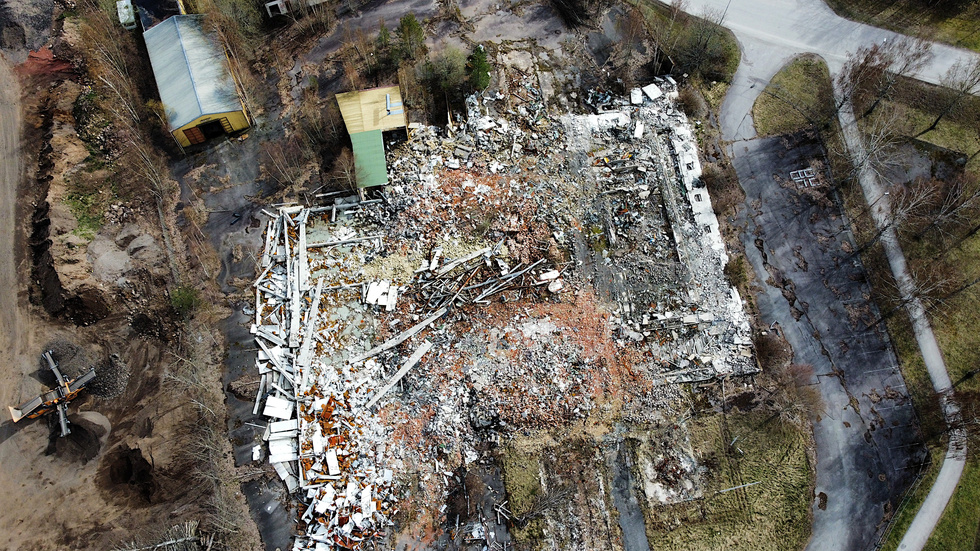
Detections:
[0, 52, 25, 394]
[0, 51, 55, 550]
[0, 50, 46, 549]
[0, 52, 108, 551]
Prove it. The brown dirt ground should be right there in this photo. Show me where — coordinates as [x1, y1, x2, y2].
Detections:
[0, 53, 219, 551]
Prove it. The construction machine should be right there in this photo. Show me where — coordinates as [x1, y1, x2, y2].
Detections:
[8, 351, 96, 437]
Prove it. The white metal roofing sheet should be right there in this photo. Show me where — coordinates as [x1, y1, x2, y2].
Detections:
[143, 15, 241, 129]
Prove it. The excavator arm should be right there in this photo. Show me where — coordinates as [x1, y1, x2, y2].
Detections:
[8, 351, 96, 437]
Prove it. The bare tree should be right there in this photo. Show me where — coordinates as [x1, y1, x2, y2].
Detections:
[929, 273, 980, 311]
[831, 106, 903, 187]
[343, 57, 363, 91]
[113, 521, 206, 551]
[78, 4, 145, 125]
[297, 79, 329, 147]
[758, 363, 824, 427]
[513, 484, 573, 524]
[549, 0, 593, 28]
[606, 5, 648, 90]
[915, 58, 980, 137]
[836, 37, 932, 119]
[648, 0, 685, 73]
[869, 264, 955, 328]
[911, 173, 980, 241]
[331, 148, 358, 190]
[261, 136, 314, 186]
[853, 180, 935, 255]
[677, 8, 726, 79]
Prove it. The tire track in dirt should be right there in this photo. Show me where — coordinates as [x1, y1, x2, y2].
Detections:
[0, 54, 32, 418]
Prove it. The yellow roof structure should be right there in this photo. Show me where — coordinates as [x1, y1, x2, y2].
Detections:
[335, 86, 407, 134]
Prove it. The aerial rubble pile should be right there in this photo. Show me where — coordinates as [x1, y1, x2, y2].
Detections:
[434, 75, 755, 383]
[252, 75, 759, 549]
[252, 203, 568, 549]
[413, 244, 559, 313]
[252, 206, 404, 550]
[572, 80, 756, 382]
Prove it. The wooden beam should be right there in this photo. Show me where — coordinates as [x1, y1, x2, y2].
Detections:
[364, 340, 433, 410]
[347, 307, 447, 364]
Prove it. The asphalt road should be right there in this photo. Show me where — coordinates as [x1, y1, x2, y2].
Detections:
[679, 0, 975, 546]
[734, 135, 926, 551]
[681, 0, 980, 141]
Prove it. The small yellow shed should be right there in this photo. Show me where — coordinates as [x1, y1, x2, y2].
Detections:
[335, 86, 407, 188]
[144, 15, 250, 147]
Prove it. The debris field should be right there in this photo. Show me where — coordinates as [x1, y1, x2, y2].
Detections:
[250, 77, 758, 550]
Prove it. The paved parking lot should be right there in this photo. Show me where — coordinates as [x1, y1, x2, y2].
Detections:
[734, 134, 927, 551]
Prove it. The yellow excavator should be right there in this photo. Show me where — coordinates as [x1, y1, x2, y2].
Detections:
[8, 351, 96, 437]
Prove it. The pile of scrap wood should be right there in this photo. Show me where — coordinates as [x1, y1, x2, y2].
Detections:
[412, 243, 562, 313]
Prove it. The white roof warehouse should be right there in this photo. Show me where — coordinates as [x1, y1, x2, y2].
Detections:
[143, 15, 250, 147]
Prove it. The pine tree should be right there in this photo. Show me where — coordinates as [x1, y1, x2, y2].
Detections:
[468, 44, 491, 91]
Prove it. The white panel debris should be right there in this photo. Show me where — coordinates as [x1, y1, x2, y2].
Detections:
[642, 82, 663, 100]
[252, 205, 423, 550]
[630, 88, 643, 105]
[263, 396, 293, 420]
[325, 449, 340, 476]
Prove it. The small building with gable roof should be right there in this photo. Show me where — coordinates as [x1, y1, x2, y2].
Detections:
[143, 14, 250, 147]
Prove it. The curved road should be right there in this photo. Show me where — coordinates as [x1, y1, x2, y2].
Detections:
[837, 96, 965, 551]
[672, 0, 978, 548]
[681, 0, 980, 142]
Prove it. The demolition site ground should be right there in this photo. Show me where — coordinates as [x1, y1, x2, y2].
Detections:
[0, 0, 830, 548]
[235, 75, 814, 551]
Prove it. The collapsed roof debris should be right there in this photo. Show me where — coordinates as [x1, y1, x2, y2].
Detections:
[251, 76, 758, 549]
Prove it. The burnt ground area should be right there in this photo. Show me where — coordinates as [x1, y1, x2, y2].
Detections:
[733, 133, 927, 551]
[171, 130, 290, 550]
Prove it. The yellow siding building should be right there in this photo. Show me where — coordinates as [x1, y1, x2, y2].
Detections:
[144, 15, 250, 147]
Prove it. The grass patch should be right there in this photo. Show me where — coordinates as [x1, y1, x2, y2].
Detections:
[701, 79, 733, 113]
[910, 230, 980, 394]
[923, 456, 980, 551]
[499, 444, 546, 548]
[643, 412, 813, 551]
[879, 447, 943, 551]
[753, 55, 835, 137]
[170, 285, 202, 317]
[865, 76, 980, 171]
[822, 0, 980, 52]
[64, 191, 104, 239]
